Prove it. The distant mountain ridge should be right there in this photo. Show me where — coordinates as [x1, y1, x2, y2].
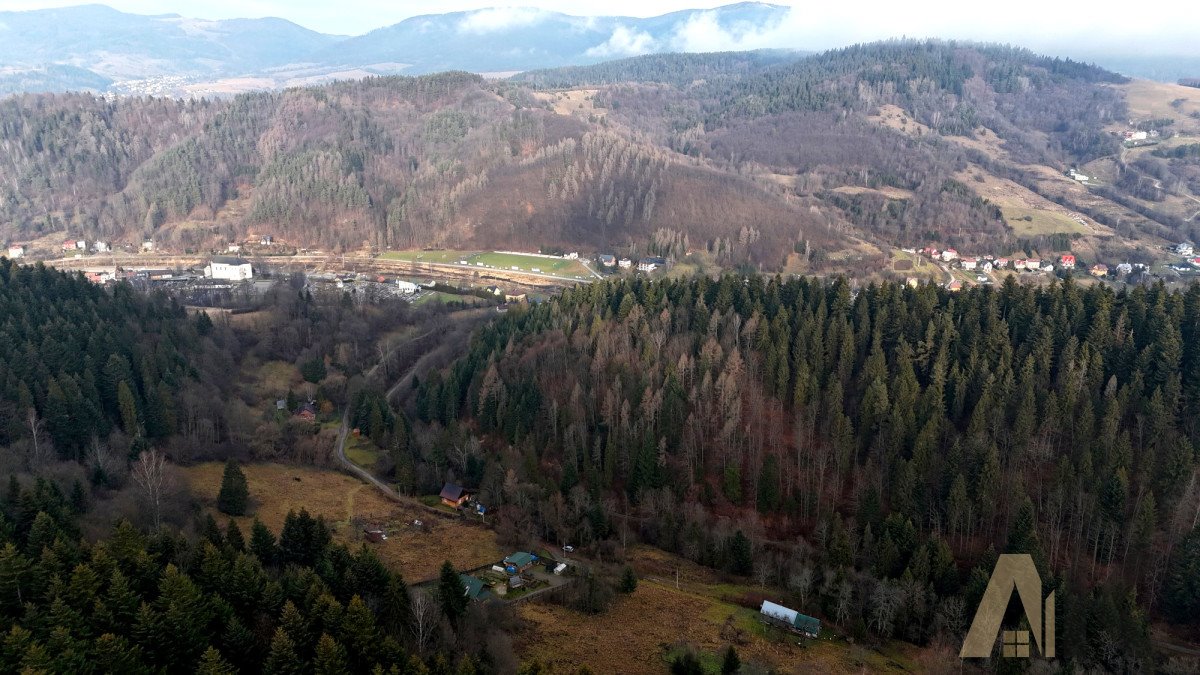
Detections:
[0, 2, 797, 95]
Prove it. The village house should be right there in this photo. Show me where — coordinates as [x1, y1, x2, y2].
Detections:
[396, 280, 419, 294]
[460, 574, 485, 600]
[638, 257, 667, 272]
[941, 249, 959, 262]
[618, 257, 632, 269]
[505, 293, 527, 303]
[205, 256, 254, 281]
[7, 245, 24, 259]
[503, 552, 537, 573]
[1090, 264, 1109, 277]
[141, 240, 155, 252]
[564, 252, 579, 260]
[1026, 258, 1042, 271]
[294, 401, 317, 422]
[599, 254, 616, 267]
[996, 258, 1009, 268]
[961, 257, 977, 271]
[439, 483, 473, 509]
[947, 280, 963, 292]
[1060, 254, 1076, 267]
[62, 239, 76, 252]
[1176, 242, 1194, 257]
[1014, 259, 1027, 271]
[1116, 263, 1133, 275]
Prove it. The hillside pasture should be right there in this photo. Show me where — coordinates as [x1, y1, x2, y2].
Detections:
[182, 462, 503, 581]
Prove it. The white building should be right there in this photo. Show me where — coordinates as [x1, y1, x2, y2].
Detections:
[618, 257, 632, 269]
[1116, 263, 1133, 275]
[141, 241, 155, 252]
[396, 280, 419, 294]
[75, 240, 87, 250]
[941, 249, 959, 262]
[205, 256, 253, 281]
[7, 245, 25, 259]
[1176, 242, 1194, 257]
[93, 241, 110, 253]
[564, 252, 579, 260]
[961, 258, 977, 270]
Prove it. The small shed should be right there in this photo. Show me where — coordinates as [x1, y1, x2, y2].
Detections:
[508, 576, 524, 589]
[363, 528, 386, 543]
[760, 600, 820, 638]
[553, 562, 567, 575]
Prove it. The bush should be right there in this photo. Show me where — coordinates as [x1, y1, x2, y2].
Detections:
[619, 566, 638, 593]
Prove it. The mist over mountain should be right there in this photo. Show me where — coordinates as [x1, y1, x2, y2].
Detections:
[2, 2, 1195, 98]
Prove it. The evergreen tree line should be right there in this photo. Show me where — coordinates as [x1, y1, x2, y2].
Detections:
[410, 275, 1200, 670]
[0, 473, 513, 674]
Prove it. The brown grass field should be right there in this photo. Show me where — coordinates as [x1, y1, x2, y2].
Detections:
[182, 462, 504, 581]
[515, 545, 923, 674]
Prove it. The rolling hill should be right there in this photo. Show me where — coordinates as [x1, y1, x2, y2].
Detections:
[3, 41, 1197, 272]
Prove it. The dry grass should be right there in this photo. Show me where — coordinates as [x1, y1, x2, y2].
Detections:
[534, 89, 605, 118]
[181, 462, 504, 582]
[1115, 79, 1200, 133]
[516, 545, 921, 674]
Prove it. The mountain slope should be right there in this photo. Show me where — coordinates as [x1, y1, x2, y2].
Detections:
[0, 4, 340, 81]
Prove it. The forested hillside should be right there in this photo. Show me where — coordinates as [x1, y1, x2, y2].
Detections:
[409, 276, 1200, 670]
[0, 259, 225, 462]
[3, 40, 1194, 265]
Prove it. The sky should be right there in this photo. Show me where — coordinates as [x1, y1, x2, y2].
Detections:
[0, 0, 1198, 56]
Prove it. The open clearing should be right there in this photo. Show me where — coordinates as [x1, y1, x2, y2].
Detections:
[380, 250, 591, 277]
[533, 89, 606, 118]
[1116, 80, 1200, 133]
[1002, 206, 1090, 236]
[182, 462, 504, 581]
[517, 545, 922, 673]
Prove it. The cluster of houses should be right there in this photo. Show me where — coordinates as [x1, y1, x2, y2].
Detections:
[918, 246, 1137, 285]
[6, 238, 156, 261]
[598, 254, 667, 273]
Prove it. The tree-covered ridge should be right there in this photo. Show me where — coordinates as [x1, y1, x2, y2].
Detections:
[0, 476, 495, 674]
[416, 275, 1199, 668]
[0, 259, 213, 459]
[700, 40, 1127, 161]
[512, 50, 806, 89]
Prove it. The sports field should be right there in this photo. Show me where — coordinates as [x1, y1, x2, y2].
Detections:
[380, 250, 591, 277]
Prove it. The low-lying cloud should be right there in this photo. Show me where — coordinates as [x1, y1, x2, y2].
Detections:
[457, 7, 549, 34]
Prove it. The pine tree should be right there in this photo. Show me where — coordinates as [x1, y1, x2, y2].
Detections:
[216, 460, 249, 516]
[619, 566, 638, 593]
[263, 627, 303, 675]
[437, 561, 468, 623]
[728, 531, 753, 576]
[250, 518, 278, 565]
[314, 633, 350, 675]
[196, 646, 237, 675]
[225, 520, 245, 553]
[720, 645, 741, 675]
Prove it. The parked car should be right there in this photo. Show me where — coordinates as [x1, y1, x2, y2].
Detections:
[562, 545, 575, 553]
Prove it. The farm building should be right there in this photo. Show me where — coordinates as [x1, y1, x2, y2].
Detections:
[439, 483, 473, 508]
[508, 576, 524, 589]
[396, 280, 419, 294]
[504, 552, 537, 573]
[205, 256, 254, 281]
[760, 600, 821, 638]
[7, 245, 24, 259]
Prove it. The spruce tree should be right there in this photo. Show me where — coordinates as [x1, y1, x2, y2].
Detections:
[263, 627, 303, 675]
[216, 460, 249, 516]
[720, 645, 741, 675]
[437, 561, 468, 623]
[619, 566, 638, 593]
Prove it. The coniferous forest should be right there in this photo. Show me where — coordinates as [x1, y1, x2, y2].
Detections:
[412, 275, 1200, 671]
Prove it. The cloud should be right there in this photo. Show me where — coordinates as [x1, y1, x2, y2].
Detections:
[456, 7, 549, 34]
[586, 25, 658, 58]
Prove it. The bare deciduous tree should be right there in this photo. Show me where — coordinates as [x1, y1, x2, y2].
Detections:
[131, 449, 167, 530]
[25, 408, 51, 470]
[409, 589, 440, 654]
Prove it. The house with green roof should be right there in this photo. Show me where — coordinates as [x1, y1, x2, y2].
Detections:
[459, 574, 485, 601]
[503, 552, 537, 572]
